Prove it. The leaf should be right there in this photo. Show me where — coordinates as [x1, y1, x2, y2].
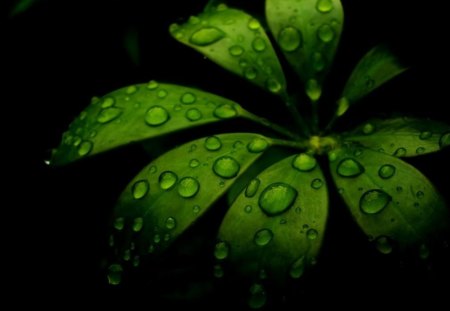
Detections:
[329, 145, 448, 253]
[170, 5, 287, 96]
[337, 45, 407, 117]
[343, 118, 450, 157]
[218, 153, 328, 283]
[51, 82, 249, 165]
[110, 133, 273, 261]
[10, 0, 38, 17]
[266, 0, 343, 97]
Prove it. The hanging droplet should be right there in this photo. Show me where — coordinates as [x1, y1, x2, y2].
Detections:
[214, 241, 230, 260]
[375, 236, 393, 254]
[393, 147, 407, 157]
[439, 132, 450, 148]
[378, 164, 396, 179]
[311, 178, 323, 189]
[132, 180, 149, 200]
[213, 104, 237, 119]
[252, 37, 266, 52]
[259, 183, 297, 216]
[180, 92, 196, 105]
[316, 0, 334, 13]
[132, 217, 144, 232]
[362, 123, 375, 135]
[317, 24, 335, 43]
[307, 229, 319, 240]
[289, 256, 305, 279]
[165, 217, 176, 230]
[78, 141, 93, 157]
[247, 137, 269, 153]
[177, 177, 200, 198]
[213, 156, 240, 179]
[278, 26, 303, 52]
[292, 153, 317, 172]
[254, 228, 273, 246]
[114, 217, 125, 231]
[189, 27, 225, 46]
[229, 45, 245, 56]
[97, 107, 123, 124]
[159, 171, 178, 190]
[336, 158, 364, 177]
[204, 136, 222, 151]
[107, 264, 123, 285]
[145, 106, 170, 126]
[305, 79, 322, 101]
[188, 15, 200, 25]
[248, 283, 267, 309]
[245, 178, 260, 198]
[360, 189, 392, 214]
[132, 256, 140, 267]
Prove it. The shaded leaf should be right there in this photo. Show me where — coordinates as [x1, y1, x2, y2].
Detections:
[266, 0, 343, 97]
[170, 5, 287, 96]
[343, 118, 450, 157]
[10, 0, 38, 17]
[51, 82, 250, 165]
[218, 153, 328, 283]
[110, 133, 273, 260]
[329, 145, 448, 253]
[337, 45, 407, 116]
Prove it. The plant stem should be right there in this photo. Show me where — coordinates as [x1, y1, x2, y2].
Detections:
[311, 99, 319, 134]
[241, 110, 301, 140]
[324, 114, 338, 134]
[270, 138, 309, 150]
[283, 93, 310, 138]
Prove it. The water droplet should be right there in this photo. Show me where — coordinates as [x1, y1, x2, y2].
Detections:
[305, 79, 322, 101]
[311, 178, 323, 189]
[248, 283, 266, 309]
[378, 164, 396, 179]
[362, 123, 375, 135]
[336, 97, 349, 116]
[393, 147, 407, 157]
[252, 37, 266, 52]
[157, 89, 168, 98]
[439, 132, 450, 148]
[165, 217, 176, 230]
[132, 180, 149, 200]
[145, 106, 170, 126]
[123, 249, 131, 261]
[213, 264, 224, 278]
[189, 144, 197, 152]
[79, 111, 87, 121]
[416, 191, 424, 199]
[360, 189, 392, 214]
[337, 158, 364, 177]
[259, 183, 297, 216]
[188, 15, 200, 25]
[97, 107, 122, 124]
[365, 77, 375, 89]
[244, 205, 253, 213]
[184, 108, 202, 122]
[245, 178, 261, 198]
[312, 52, 326, 72]
[247, 137, 269, 153]
[101, 97, 115, 108]
[328, 151, 338, 162]
[295, 207, 301, 214]
[316, 0, 334, 13]
[189, 27, 225, 46]
[254, 228, 273, 246]
[193, 205, 201, 214]
[317, 24, 335, 43]
[78, 141, 93, 157]
[292, 153, 317, 172]
[266, 78, 282, 93]
[416, 147, 426, 154]
[204, 136, 222, 151]
[289, 256, 305, 279]
[153, 234, 161, 244]
[177, 177, 200, 198]
[126, 85, 137, 95]
[180, 92, 196, 104]
[248, 18, 261, 30]
[244, 67, 257, 80]
[213, 104, 237, 119]
[133, 217, 144, 232]
[216, 3, 228, 11]
[307, 229, 318, 240]
[419, 131, 432, 140]
[148, 165, 157, 175]
[132, 255, 140, 267]
[229, 45, 245, 56]
[114, 217, 124, 230]
[375, 236, 393, 254]
[189, 159, 200, 168]
[278, 26, 302, 52]
[419, 244, 430, 260]
[157, 171, 177, 191]
[213, 156, 240, 179]
[214, 241, 229, 260]
[107, 264, 123, 285]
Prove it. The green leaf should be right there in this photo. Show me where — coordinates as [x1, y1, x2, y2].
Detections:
[337, 45, 407, 117]
[218, 153, 328, 283]
[343, 118, 450, 157]
[266, 0, 343, 95]
[170, 5, 287, 96]
[110, 133, 273, 260]
[329, 145, 448, 253]
[51, 82, 249, 165]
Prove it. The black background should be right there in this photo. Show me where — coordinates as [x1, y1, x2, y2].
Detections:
[6, 0, 450, 308]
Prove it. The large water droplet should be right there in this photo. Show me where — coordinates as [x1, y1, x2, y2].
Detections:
[213, 156, 240, 179]
[78, 141, 93, 157]
[159, 171, 178, 190]
[439, 132, 450, 148]
[229, 45, 245, 56]
[311, 178, 323, 189]
[185, 108, 202, 121]
[316, 0, 334, 13]
[378, 164, 396, 179]
[252, 37, 266, 52]
[337, 158, 364, 177]
[292, 153, 317, 172]
[375, 236, 393, 254]
[97, 107, 122, 124]
[114, 217, 124, 230]
[132, 180, 149, 199]
[305, 79, 322, 101]
[278, 26, 302, 52]
[245, 178, 260, 198]
[254, 228, 273, 246]
[204, 136, 222, 151]
[248, 283, 266, 309]
[177, 177, 200, 198]
[393, 147, 407, 157]
[145, 106, 170, 126]
[213, 104, 237, 119]
[259, 183, 297, 216]
[214, 241, 229, 260]
[307, 229, 318, 240]
[317, 24, 335, 43]
[107, 264, 123, 285]
[180, 92, 196, 105]
[360, 189, 392, 214]
[247, 137, 269, 153]
[165, 217, 176, 230]
[419, 131, 432, 140]
[289, 256, 305, 279]
[189, 27, 225, 46]
[133, 217, 144, 232]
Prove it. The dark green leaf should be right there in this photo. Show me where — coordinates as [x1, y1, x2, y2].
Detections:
[110, 133, 273, 260]
[343, 118, 450, 157]
[329, 145, 448, 253]
[170, 5, 287, 96]
[218, 153, 328, 283]
[51, 82, 250, 165]
[337, 45, 407, 116]
[10, 0, 38, 17]
[266, 0, 343, 99]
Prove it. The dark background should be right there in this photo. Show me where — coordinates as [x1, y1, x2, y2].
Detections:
[6, 0, 450, 308]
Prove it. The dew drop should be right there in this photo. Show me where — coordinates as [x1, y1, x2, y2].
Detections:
[204, 136, 222, 151]
[114, 217, 124, 230]
[375, 236, 393, 254]
[289, 256, 305, 279]
[132, 180, 149, 199]
[312, 52, 326, 72]
[292, 153, 317, 172]
[157, 89, 168, 98]
[132, 256, 140, 267]
[305, 79, 322, 101]
[393, 147, 407, 157]
[259, 183, 297, 216]
[317, 24, 334, 43]
[362, 123, 375, 135]
[97, 107, 122, 124]
[337, 158, 364, 177]
[145, 106, 170, 126]
[165, 217, 176, 230]
[252, 37, 266, 52]
[245, 178, 261, 198]
[153, 234, 161, 244]
[78, 141, 93, 157]
[439, 132, 450, 148]
[193, 205, 201, 214]
[278, 26, 302, 52]
[307, 229, 319, 240]
[416, 191, 424, 199]
[266, 78, 282, 93]
[214, 241, 229, 260]
[248, 283, 266, 309]
[189, 159, 200, 168]
[107, 264, 123, 285]
[126, 85, 137, 95]
[378, 164, 396, 179]
[254, 228, 273, 246]
[213, 104, 237, 119]
[185, 108, 202, 121]
[133, 217, 144, 232]
[311, 178, 323, 189]
[248, 18, 261, 30]
[247, 137, 269, 153]
[177, 177, 200, 198]
[416, 147, 426, 154]
[147, 80, 159, 90]
[360, 189, 392, 214]
[180, 92, 196, 104]
[213, 156, 240, 179]
[189, 27, 225, 46]
[101, 97, 115, 108]
[229, 45, 245, 56]
[316, 0, 334, 13]
[244, 67, 257, 80]
[188, 15, 200, 25]
[244, 205, 253, 213]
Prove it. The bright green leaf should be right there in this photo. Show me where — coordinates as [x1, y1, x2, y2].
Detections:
[266, 0, 343, 94]
[343, 118, 450, 157]
[170, 5, 287, 96]
[329, 145, 448, 253]
[110, 133, 273, 259]
[51, 82, 250, 165]
[218, 153, 328, 283]
[337, 45, 407, 117]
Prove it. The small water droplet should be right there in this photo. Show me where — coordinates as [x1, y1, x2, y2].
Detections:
[393, 147, 407, 157]
[337, 158, 364, 177]
[132, 180, 149, 200]
[213, 104, 237, 119]
[189, 27, 225, 46]
[439, 132, 450, 148]
[266, 78, 282, 93]
[189, 144, 197, 152]
[185, 108, 202, 121]
[157, 89, 168, 98]
[311, 178, 323, 189]
[245, 178, 261, 198]
[354, 149, 363, 157]
[114, 217, 124, 230]
[177, 177, 200, 198]
[153, 234, 161, 244]
[365, 77, 375, 89]
[193, 205, 201, 214]
[317, 24, 335, 43]
[107, 264, 123, 285]
[375, 236, 393, 254]
[148, 165, 157, 175]
[328, 151, 338, 162]
[213, 264, 224, 278]
[244, 67, 257, 80]
[216, 3, 228, 11]
[126, 85, 137, 95]
[316, 0, 334, 13]
[165, 217, 176, 230]
[259, 183, 297, 216]
[214, 241, 229, 260]
[78, 141, 93, 157]
[101, 97, 115, 108]
[378, 164, 396, 179]
[132, 255, 140, 267]
[189, 159, 200, 168]
[204, 136, 222, 151]
[97, 107, 123, 124]
[147, 80, 159, 90]
[416, 147, 426, 154]
[278, 26, 302, 52]
[244, 205, 253, 213]
[360, 189, 392, 214]
[145, 106, 170, 126]
[79, 111, 87, 121]
[312, 52, 326, 72]
[259, 269, 267, 279]
[292, 153, 317, 172]
[305, 79, 322, 101]
[248, 283, 266, 309]
[416, 191, 424, 199]
[159, 171, 178, 190]
[247, 137, 269, 153]
[229, 45, 245, 56]
[419, 131, 432, 140]
[123, 249, 131, 261]
[254, 228, 273, 246]
[307, 229, 319, 240]
[362, 123, 375, 135]
[213, 156, 240, 179]
[248, 18, 261, 30]
[252, 37, 266, 52]
[180, 92, 196, 105]
[289, 256, 305, 279]
[132, 217, 144, 232]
